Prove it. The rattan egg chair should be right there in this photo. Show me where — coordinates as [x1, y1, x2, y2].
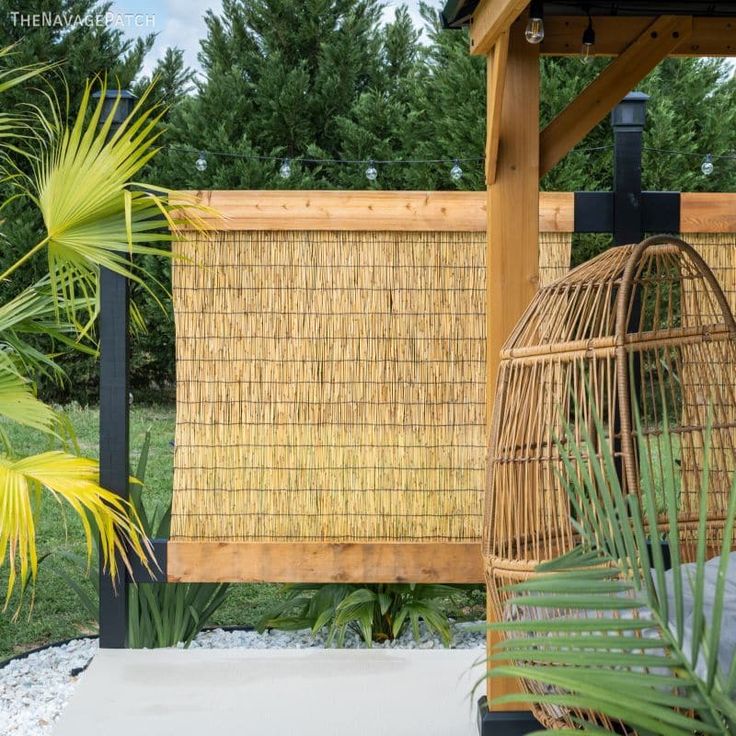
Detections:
[484, 234, 736, 730]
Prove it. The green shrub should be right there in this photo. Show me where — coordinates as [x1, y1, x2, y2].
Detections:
[258, 582, 465, 647]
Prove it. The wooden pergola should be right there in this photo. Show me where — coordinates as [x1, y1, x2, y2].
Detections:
[440, 1, 736, 731]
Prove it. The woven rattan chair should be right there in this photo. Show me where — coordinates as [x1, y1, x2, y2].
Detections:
[484, 235, 736, 730]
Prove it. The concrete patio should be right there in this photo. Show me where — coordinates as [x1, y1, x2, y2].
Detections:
[53, 648, 485, 736]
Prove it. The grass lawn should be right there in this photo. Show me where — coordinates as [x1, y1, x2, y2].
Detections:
[0, 405, 484, 661]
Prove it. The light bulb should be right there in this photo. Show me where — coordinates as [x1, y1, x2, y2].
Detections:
[701, 154, 714, 176]
[580, 17, 595, 64]
[365, 161, 378, 182]
[450, 160, 463, 182]
[279, 158, 292, 179]
[195, 151, 207, 172]
[525, 0, 544, 44]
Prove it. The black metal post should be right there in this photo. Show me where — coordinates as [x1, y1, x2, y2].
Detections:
[611, 92, 649, 245]
[611, 92, 647, 497]
[97, 89, 137, 649]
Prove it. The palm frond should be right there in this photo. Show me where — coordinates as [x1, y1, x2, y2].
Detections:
[490, 399, 736, 735]
[1, 79, 212, 335]
[0, 451, 151, 609]
[0, 352, 58, 436]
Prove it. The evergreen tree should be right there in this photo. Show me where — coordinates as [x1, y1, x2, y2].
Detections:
[151, 0, 389, 190]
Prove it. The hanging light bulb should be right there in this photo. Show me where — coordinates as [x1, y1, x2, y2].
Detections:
[195, 151, 207, 172]
[365, 160, 378, 182]
[701, 154, 714, 176]
[279, 158, 292, 179]
[450, 159, 463, 182]
[525, 0, 544, 44]
[580, 15, 596, 64]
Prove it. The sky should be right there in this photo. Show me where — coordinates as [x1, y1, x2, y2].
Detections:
[111, 0, 435, 77]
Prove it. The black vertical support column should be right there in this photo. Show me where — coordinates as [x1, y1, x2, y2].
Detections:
[97, 90, 137, 649]
[611, 92, 648, 493]
[611, 92, 649, 245]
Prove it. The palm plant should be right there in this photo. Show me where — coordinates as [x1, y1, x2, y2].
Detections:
[0, 46, 203, 608]
[489, 404, 736, 734]
[51, 432, 230, 648]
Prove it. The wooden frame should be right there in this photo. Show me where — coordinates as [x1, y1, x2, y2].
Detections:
[176, 189, 575, 232]
[176, 189, 736, 235]
[468, 0, 528, 55]
[540, 15, 692, 176]
[160, 189, 736, 588]
[168, 542, 484, 583]
[485, 33, 509, 185]
[542, 15, 736, 57]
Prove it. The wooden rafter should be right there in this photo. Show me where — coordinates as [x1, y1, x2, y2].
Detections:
[542, 15, 736, 57]
[539, 15, 693, 177]
[469, 0, 529, 56]
[485, 32, 510, 185]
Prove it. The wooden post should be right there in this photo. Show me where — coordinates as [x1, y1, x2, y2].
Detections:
[485, 19, 540, 714]
[487, 22, 540, 420]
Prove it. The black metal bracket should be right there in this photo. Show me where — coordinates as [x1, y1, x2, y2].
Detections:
[477, 698, 540, 736]
[574, 191, 680, 235]
[127, 538, 168, 583]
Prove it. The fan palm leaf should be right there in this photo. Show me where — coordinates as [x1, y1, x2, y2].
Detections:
[0, 352, 57, 438]
[0, 451, 150, 609]
[488, 402, 736, 735]
[0, 46, 51, 153]
[1, 79, 207, 335]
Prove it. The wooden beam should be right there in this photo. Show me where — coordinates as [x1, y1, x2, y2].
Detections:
[486, 20, 540, 711]
[469, 0, 529, 56]
[487, 23, 540, 419]
[167, 542, 484, 583]
[174, 190, 576, 232]
[539, 191, 574, 232]
[681, 193, 736, 233]
[539, 15, 693, 177]
[485, 33, 510, 186]
[542, 16, 736, 57]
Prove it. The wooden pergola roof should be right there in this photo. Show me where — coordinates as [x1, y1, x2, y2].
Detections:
[442, 0, 736, 56]
[443, 1, 736, 27]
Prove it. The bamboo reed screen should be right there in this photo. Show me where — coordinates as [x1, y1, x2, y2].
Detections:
[170, 228, 571, 543]
[484, 235, 736, 731]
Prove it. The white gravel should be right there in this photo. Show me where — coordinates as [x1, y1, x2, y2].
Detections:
[0, 623, 484, 736]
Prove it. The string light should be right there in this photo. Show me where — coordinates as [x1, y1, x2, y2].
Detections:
[525, 0, 545, 44]
[701, 153, 715, 176]
[279, 158, 292, 179]
[179, 143, 733, 180]
[580, 14, 596, 64]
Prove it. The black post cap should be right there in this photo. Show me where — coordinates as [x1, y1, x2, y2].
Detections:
[611, 91, 650, 131]
[92, 89, 137, 127]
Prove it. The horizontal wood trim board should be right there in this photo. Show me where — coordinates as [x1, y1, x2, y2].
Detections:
[174, 191, 736, 234]
[681, 193, 736, 233]
[175, 190, 574, 232]
[167, 541, 484, 583]
[541, 16, 736, 57]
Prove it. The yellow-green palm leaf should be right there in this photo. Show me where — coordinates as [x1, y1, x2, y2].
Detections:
[3, 80, 206, 333]
[0, 352, 57, 439]
[0, 451, 150, 607]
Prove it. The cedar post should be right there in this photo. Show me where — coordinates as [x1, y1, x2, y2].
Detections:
[484, 17, 540, 728]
